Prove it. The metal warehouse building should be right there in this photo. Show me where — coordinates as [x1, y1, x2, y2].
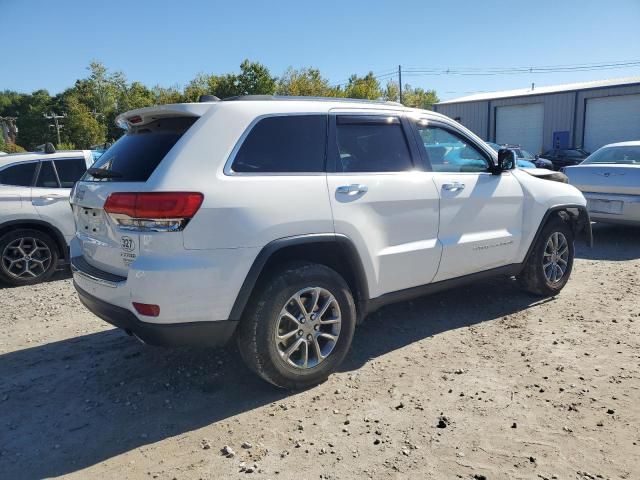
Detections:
[433, 77, 640, 154]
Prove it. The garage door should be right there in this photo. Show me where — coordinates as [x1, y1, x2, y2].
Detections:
[495, 103, 544, 154]
[584, 94, 640, 152]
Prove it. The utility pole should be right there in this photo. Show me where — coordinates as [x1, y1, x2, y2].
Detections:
[398, 65, 403, 104]
[43, 112, 65, 145]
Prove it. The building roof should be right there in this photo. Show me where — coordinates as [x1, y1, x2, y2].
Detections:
[437, 77, 640, 105]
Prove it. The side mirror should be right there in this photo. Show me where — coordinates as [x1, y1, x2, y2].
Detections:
[495, 148, 516, 174]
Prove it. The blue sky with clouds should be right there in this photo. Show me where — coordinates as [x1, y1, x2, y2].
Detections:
[3, 0, 640, 100]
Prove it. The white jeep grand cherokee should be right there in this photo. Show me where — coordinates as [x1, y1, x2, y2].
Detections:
[70, 96, 591, 389]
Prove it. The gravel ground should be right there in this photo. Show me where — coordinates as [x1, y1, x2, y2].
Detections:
[1, 223, 639, 480]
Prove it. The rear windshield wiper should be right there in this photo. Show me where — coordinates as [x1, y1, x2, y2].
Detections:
[87, 167, 123, 179]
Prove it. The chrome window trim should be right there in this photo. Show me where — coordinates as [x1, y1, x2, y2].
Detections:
[223, 112, 328, 177]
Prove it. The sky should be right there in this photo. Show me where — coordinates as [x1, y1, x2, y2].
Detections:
[3, 0, 640, 101]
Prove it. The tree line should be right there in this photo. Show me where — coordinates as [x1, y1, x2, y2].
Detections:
[0, 60, 438, 152]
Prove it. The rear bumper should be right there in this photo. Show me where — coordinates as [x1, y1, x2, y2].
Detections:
[584, 192, 640, 226]
[75, 283, 238, 347]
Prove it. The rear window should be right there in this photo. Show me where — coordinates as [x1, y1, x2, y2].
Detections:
[83, 117, 197, 182]
[54, 158, 87, 187]
[231, 115, 327, 173]
[0, 162, 37, 186]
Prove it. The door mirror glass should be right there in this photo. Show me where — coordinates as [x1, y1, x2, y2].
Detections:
[497, 148, 516, 173]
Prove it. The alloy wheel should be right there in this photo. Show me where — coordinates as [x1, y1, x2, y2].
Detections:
[1, 237, 52, 279]
[275, 287, 342, 369]
[542, 232, 569, 284]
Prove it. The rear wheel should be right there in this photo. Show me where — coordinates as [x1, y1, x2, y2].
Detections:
[0, 229, 59, 286]
[237, 263, 356, 390]
[517, 217, 574, 296]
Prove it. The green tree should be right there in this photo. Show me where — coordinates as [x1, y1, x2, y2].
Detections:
[276, 67, 334, 96]
[14, 89, 56, 150]
[236, 59, 276, 96]
[152, 85, 183, 105]
[344, 72, 382, 100]
[402, 85, 439, 110]
[62, 94, 106, 148]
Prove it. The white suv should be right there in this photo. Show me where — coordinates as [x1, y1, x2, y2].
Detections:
[70, 97, 591, 389]
[0, 149, 94, 285]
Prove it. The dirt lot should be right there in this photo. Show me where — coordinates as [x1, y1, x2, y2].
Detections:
[1, 223, 639, 480]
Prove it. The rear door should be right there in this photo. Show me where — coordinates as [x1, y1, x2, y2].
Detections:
[326, 112, 441, 299]
[32, 157, 88, 240]
[412, 119, 524, 281]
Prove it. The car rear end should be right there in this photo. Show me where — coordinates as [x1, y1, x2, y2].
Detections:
[565, 167, 640, 225]
[70, 103, 243, 346]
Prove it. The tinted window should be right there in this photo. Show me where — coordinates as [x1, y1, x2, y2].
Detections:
[84, 117, 197, 182]
[335, 117, 413, 173]
[36, 161, 59, 188]
[0, 162, 37, 186]
[54, 158, 87, 187]
[415, 123, 490, 172]
[232, 115, 327, 173]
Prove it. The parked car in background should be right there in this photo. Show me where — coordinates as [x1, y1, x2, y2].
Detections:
[564, 141, 640, 226]
[0, 148, 94, 285]
[486, 142, 536, 169]
[486, 142, 555, 169]
[542, 148, 590, 170]
[70, 96, 591, 389]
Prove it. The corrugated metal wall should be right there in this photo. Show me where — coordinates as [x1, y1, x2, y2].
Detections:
[434, 83, 640, 152]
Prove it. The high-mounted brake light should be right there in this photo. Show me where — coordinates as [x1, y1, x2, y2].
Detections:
[104, 192, 203, 232]
[128, 115, 143, 124]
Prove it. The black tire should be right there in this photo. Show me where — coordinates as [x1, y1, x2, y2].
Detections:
[0, 229, 59, 286]
[517, 216, 575, 296]
[236, 262, 356, 390]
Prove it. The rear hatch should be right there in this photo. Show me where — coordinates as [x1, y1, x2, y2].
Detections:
[70, 107, 203, 277]
[565, 164, 640, 195]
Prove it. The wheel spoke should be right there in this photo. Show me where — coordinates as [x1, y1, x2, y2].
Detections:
[294, 294, 309, 317]
[316, 295, 335, 319]
[283, 338, 304, 360]
[277, 328, 299, 342]
[312, 336, 324, 361]
[301, 340, 309, 368]
[318, 332, 338, 342]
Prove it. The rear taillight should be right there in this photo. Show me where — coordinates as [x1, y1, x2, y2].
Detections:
[133, 302, 160, 317]
[104, 192, 203, 232]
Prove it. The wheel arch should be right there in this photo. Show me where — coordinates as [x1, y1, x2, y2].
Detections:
[522, 204, 592, 266]
[0, 220, 69, 262]
[229, 234, 369, 323]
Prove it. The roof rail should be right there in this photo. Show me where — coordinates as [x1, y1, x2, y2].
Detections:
[221, 95, 403, 107]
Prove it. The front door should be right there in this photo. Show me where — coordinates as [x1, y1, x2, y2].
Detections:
[326, 112, 442, 299]
[411, 120, 524, 282]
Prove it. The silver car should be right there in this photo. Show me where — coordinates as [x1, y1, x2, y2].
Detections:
[564, 141, 640, 226]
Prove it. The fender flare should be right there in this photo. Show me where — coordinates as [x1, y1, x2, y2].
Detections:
[522, 204, 592, 266]
[228, 233, 369, 321]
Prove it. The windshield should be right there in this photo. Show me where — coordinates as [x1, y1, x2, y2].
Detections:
[519, 149, 535, 160]
[582, 146, 640, 165]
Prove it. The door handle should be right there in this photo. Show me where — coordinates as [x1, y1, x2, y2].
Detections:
[336, 184, 368, 195]
[442, 182, 465, 192]
[37, 194, 66, 200]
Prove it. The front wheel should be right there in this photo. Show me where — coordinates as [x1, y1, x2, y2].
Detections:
[237, 263, 356, 390]
[517, 217, 575, 296]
